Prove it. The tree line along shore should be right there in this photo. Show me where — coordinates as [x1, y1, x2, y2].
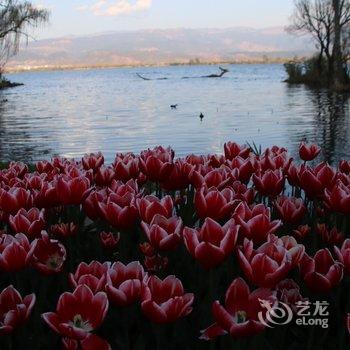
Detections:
[2, 56, 311, 74]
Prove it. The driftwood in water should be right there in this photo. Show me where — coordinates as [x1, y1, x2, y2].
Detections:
[136, 73, 168, 80]
[203, 67, 229, 78]
[136, 73, 150, 80]
[136, 67, 229, 81]
[182, 66, 229, 79]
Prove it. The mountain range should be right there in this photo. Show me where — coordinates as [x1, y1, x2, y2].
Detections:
[6, 27, 315, 71]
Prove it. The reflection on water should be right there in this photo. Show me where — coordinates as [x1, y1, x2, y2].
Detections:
[311, 91, 349, 163]
[0, 64, 349, 164]
[284, 86, 350, 163]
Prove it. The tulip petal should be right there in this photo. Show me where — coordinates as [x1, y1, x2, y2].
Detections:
[81, 334, 111, 350]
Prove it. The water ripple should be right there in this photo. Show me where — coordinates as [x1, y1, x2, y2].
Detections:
[0, 64, 349, 164]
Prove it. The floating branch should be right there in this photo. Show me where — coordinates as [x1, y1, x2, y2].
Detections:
[136, 73, 168, 80]
[203, 67, 229, 78]
[137, 67, 229, 81]
[136, 73, 151, 80]
[182, 66, 229, 79]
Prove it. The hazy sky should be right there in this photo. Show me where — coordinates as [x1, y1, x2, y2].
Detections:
[33, 0, 295, 39]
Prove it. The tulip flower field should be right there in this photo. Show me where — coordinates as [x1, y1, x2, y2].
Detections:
[0, 142, 349, 350]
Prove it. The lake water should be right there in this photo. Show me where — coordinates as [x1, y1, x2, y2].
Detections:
[1, 64, 349, 164]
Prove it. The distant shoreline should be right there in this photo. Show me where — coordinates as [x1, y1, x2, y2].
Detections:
[4, 58, 306, 74]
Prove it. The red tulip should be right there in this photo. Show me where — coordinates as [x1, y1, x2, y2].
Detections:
[26, 231, 66, 275]
[285, 162, 302, 187]
[338, 172, 350, 186]
[185, 154, 207, 167]
[113, 153, 141, 182]
[64, 165, 93, 182]
[231, 181, 255, 204]
[97, 180, 139, 229]
[339, 160, 350, 174]
[300, 163, 336, 198]
[94, 166, 115, 186]
[274, 196, 306, 225]
[8, 161, 28, 178]
[98, 198, 138, 230]
[109, 178, 140, 199]
[62, 334, 111, 350]
[324, 181, 350, 215]
[233, 201, 269, 221]
[144, 254, 169, 272]
[190, 167, 232, 189]
[50, 222, 79, 238]
[139, 242, 156, 257]
[9, 208, 45, 239]
[136, 195, 173, 224]
[0, 233, 30, 272]
[82, 152, 104, 171]
[0, 187, 32, 214]
[69, 261, 110, 293]
[140, 146, 174, 182]
[56, 175, 91, 205]
[208, 154, 226, 168]
[225, 157, 255, 183]
[265, 145, 288, 155]
[81, 334, 111, 350]
[96, 192, 134, 227]
[42, 285, 108, 340]
[334, 239, 350, 275]
[316, 223, 344, 245]
[100, 231, 120, 250]
[141, 275, 194, 323]
[224, 142, 250, 160]
[0, 168, 16, 185]
[194, 187, 238, 221]
[275, 279, 307, 311]
[183, 218, 239, 269]
[299, 249, 343, 293]
[106, 261, 145, 307]
[33, 180, 59, 208]
[265, 146, 288, 161]
[293, 224, 311, 239]
[252, 170, 285, 197]
[267, 234, 305, 267]
[315, 162, 337, 188]
[0, 285, 36, 335]
[25, 173, 45, 190]
[36, 160, 55, 174]
[141, 215, 182, 251]
[300, 169, 324, 198]
[237, 238, 293, 288]
[28, 174, 47, 189]
[50, 157, 72, 172]
[84, 189, 107, 221]
[26, 174, 46, 190]
[299, 142, 321, 161]
[161, 159, 192, 191]
[233, 202, 281, 244]
[200, 277, 276, 340]
[62, 337, 78, 350]
[258, 151, 290, 172]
